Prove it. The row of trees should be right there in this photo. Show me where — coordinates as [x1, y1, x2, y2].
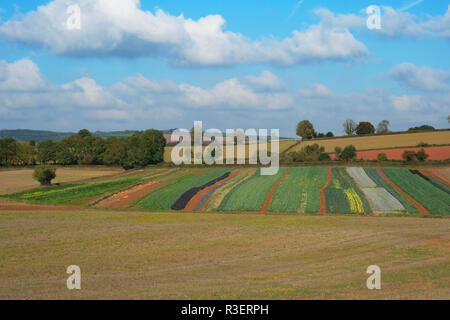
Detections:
[0, 129, 166, 169]
[296, 119, 390, 139]
[297, 118, 445, 140]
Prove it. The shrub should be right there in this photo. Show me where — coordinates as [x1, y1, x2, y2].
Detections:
[334, 146, 342, 160]
[377, 153, 388, 162]
[402, 150, 417, 162]
[416, 149, 429, 161]
[32, 166, 56, 186]
[340, 145, 357, 162]
[319, 153, 331, 161]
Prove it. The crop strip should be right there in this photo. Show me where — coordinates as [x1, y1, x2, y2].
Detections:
[377, 168, 429, 215]
[319, 168, 332, 214]
[262, 168, 290, 213]
[171, 171, 231, 210]
[184, 169, 241, 211]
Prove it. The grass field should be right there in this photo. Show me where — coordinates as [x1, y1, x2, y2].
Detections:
[0, 167, 123, 195]
[0, 209, 448, 299]
[290, 131, 450, 153]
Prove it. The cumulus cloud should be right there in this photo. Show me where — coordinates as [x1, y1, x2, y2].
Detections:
[295, 82, 450, 129]
[0, 59, 47, 91]
[389, 63, 450, 92]
[0, 0, 368, 66]
[0, 58, 293, 130]
[312, 6, 450, 39]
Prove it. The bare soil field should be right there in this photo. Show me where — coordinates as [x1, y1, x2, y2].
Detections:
[293, 131, 450, 153]
[0, 167, 124, 195]
[0, 210, 448, 299]
[349, 146, 450, 161]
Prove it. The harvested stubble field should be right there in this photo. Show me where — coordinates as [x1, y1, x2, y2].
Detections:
[0, 210, 449, 299]
[292, 130, 450, 153]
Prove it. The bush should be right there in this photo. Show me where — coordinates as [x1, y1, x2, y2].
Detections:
[318, 153, 331, 161]
[402, 150, 417, 162]
[32, 166, 56, 186]
[402, 149, 429, 162]
[416, 149, 429, 161]
[377, 153, 388, 162]
[340, 145, 357, 162]
[334, 146, 342, 160]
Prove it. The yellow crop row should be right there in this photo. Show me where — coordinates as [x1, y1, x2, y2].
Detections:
[344, 188, 364, 213]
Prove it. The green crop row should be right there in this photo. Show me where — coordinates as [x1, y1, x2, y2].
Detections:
[268, 167, 327, 213]
[139, 168, 230, 210]
[218, 168, 287, 211]
[382, 169, 450, 215]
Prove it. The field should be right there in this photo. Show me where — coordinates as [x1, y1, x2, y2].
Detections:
[0, 209, 449, 299]
[1, 166, 449, 216]
[0, 165, 449, 300]
[331, 146, 450, 161]
[290, 131, 450, 153]
[164, 140, 298, 163]
[0, 167, 123, 195]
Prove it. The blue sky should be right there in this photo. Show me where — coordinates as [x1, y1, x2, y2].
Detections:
[0, 0, 449, 136]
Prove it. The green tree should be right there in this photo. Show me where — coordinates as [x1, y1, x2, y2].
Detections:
[77, 129, 92, 138]
[37, 140, 57, 164]
[119, 130, 166, 169]
[340, 145, 357, 161]
[296, 120, 316, 139]
[356, 122, 375, 135]
[0, 138, 17, 166]
[14, 141, 36, 165]
[32, 166, 56, 186]
[102, 137, 123, 165]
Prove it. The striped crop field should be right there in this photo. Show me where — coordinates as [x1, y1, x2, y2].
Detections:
[1, 166, 449, 215]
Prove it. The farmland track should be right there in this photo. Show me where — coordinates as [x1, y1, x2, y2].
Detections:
[262, 168, 290, 213]
[377, 168, 429, 215]
[319, 168, 332, 214]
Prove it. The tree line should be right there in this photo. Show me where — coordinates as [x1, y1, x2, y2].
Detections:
[0, 129, 166, 169]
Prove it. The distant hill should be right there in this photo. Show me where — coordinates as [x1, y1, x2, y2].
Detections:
[0, 129, 142, 142]
[1, 129, 294, 143]
[0, 129, 75, 142]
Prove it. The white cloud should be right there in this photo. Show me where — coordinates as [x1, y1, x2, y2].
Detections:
[389, 63, 450, 92]
[245, 71, 285, 91]
[312, 6, 450, 39]
[0, 58, 47, 91]
[0, 0, 368, 66]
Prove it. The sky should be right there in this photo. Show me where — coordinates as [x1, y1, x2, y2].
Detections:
[0, 0, 449, 137]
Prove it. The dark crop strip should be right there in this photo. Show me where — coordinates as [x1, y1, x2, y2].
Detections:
[171, 172, 231, 210]
[410, 169, 449, 194]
